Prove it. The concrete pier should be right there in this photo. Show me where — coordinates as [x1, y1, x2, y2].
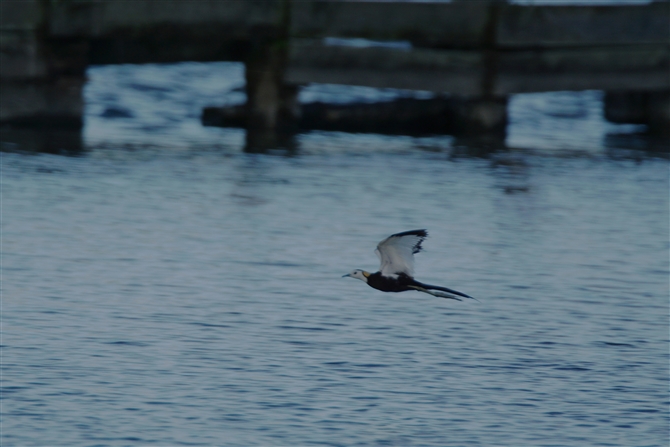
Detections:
[244, 25, 301, 151]
[1, 1, 87, 128]
[1, 0, 668, 151]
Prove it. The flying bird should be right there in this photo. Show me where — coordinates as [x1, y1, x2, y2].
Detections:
[343, 229, 475, 301]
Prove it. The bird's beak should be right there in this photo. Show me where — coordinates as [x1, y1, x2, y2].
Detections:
[342, 273, 351, 278]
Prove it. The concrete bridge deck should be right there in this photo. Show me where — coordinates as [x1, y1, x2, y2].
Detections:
[1, 0, 668, 151]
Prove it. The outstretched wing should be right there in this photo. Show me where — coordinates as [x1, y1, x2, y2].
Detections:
[375, 229, 428, 278]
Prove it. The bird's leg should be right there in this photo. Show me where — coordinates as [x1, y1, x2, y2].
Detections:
[408, 285, 462, 301]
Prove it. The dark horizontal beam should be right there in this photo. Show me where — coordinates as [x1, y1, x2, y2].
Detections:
[46, 0, 284, 39]
[290, 2, 491, 49]
[286, 41, 670, 95]
[286, 40, 484, 94]
[290, 1, 670, 48]
[496, 2, 670, 48]
[202, 96, 508, 136]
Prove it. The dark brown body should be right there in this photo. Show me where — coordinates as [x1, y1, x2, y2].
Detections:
[367, 272, 417, 292]
[367, 271, 472, 299]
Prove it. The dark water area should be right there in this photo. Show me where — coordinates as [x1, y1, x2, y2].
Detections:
[2, 62, 669, 446]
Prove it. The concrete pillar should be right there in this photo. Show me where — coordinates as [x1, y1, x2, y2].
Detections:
[451, 96, 508, 136]
[604, 90, 670, 137]
[1, 1, 87, 152]
[244, 30, 300, 152]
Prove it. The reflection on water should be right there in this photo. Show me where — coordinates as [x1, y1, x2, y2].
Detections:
[2, 62, 668, 446]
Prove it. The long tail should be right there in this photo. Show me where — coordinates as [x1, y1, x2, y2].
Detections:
[409, 281, 479, 302]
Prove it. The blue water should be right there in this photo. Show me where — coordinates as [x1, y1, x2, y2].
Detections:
[2, 62, 668, 446]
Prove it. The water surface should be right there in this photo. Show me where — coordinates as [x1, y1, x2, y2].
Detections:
[2, 62, 668, 446]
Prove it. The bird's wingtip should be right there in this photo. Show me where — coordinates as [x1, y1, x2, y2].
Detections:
[389, 229, 428, 239]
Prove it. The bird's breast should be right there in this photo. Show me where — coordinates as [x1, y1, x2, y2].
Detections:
[367, 272, 414, 293]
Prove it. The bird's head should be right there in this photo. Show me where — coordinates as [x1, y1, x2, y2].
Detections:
[343, 269, 370, 283]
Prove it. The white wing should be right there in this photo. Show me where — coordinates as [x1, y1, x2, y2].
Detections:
[375, 229, 428, 278]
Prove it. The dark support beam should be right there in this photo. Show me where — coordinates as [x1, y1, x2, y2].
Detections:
[604, 90, 670, 136]
[203, 95, 507, 137]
